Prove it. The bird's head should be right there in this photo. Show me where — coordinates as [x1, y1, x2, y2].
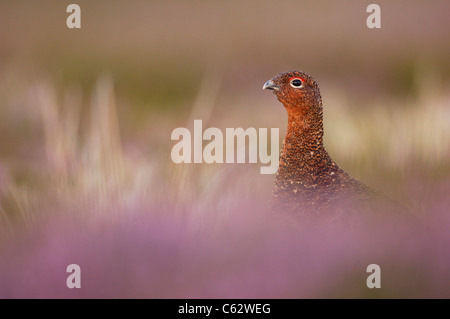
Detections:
[263, 70, 322, 119]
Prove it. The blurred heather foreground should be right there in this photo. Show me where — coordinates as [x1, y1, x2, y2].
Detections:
[0, 1, 450, 298]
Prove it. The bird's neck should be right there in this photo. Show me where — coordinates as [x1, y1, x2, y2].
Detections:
[280, 112, 332, 170]
[285, 112, 324, 150]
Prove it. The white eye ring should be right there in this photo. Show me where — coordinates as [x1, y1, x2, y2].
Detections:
[290, 78, 303, 88]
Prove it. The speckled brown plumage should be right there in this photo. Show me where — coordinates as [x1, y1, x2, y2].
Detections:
[264, 70, 376, 218]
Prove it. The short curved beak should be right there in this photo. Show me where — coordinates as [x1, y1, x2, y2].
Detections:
[263, 80, 279, 91]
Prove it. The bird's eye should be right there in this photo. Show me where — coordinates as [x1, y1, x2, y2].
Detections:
[290, 78, 303, 88]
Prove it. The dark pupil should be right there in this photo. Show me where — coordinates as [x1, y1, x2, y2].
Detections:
[292, 79, 302, 87]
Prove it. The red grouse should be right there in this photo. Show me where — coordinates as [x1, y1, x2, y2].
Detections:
[263, 70, 375, 219]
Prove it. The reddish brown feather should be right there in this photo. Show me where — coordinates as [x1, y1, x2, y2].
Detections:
[265, 70, 377, 220]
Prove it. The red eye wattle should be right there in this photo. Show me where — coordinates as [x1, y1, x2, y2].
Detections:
[289, 77, 305, 82]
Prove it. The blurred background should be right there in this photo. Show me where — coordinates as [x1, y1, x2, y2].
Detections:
[0, 0, 449, 298]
